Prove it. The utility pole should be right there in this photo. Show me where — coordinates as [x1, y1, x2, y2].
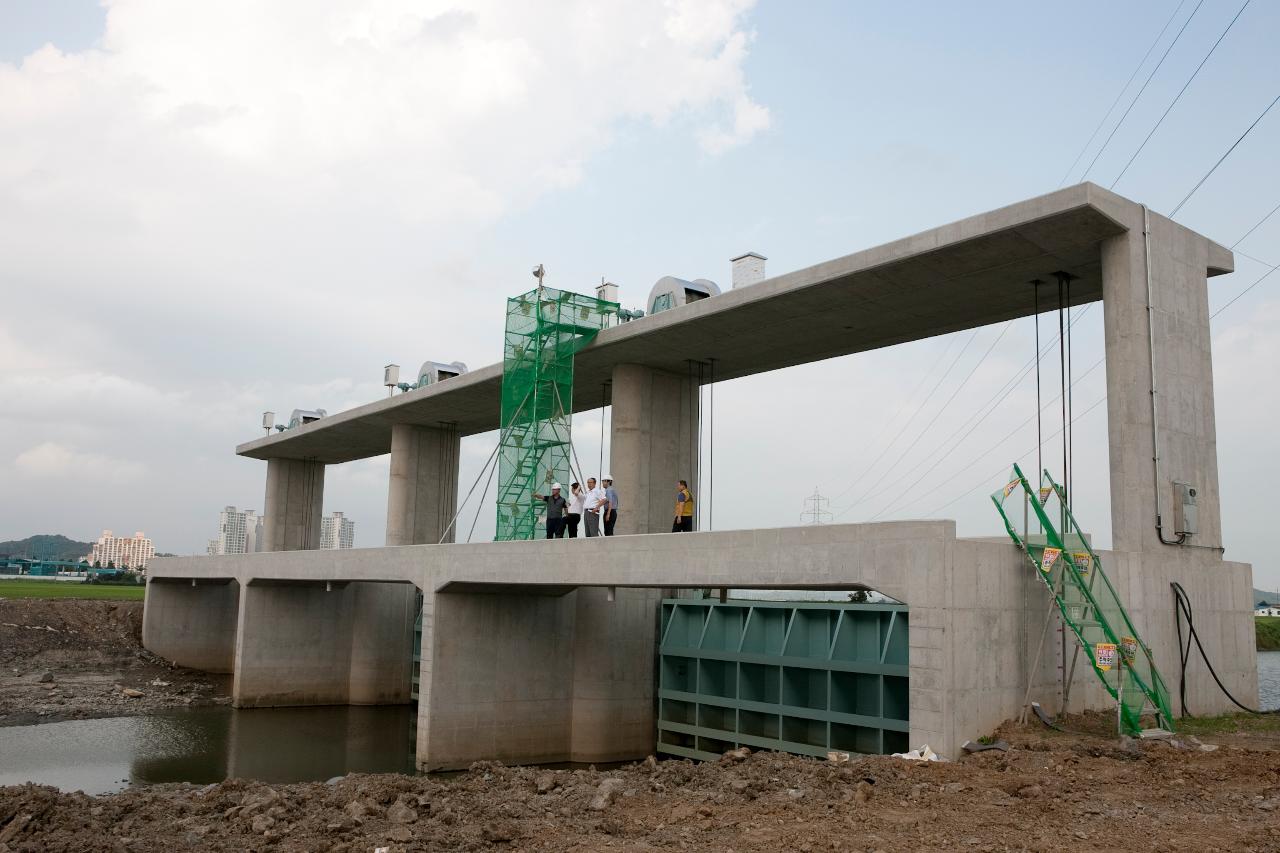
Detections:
[801, 487, 832, 525]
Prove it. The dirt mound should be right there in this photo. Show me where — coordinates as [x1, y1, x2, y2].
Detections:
[0, 599, 142, 668]
[2, 733, 1279, 851]
[0, 599, 224, 726]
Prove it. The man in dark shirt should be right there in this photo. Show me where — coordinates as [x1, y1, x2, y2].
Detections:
[533, 483, 569, 539]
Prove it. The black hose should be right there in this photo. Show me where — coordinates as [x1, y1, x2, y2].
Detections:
[1170, 581, 1275, 716]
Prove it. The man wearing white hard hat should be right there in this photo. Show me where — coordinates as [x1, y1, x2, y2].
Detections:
[532, 483, 569, 539]
[602, 474, 620, 536]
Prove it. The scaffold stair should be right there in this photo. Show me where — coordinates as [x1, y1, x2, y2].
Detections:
[991, 463, 1175, 736]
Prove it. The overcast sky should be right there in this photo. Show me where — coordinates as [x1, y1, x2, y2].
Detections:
[1, 0, 1277, 588]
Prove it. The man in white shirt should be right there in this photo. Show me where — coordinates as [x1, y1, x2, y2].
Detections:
[583, 477, 606, 537]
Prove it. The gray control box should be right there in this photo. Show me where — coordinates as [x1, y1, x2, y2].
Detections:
[1173, 481, 1198, 536]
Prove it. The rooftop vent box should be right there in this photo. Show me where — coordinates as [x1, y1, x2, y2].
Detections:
[731, 252, 767, 289]
[647, 276, 721, 315]
[418, 360, 468, 387]
[288, 408, 328, 429]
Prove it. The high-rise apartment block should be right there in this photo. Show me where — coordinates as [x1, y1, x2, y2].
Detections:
[320, 512, 355, 550]
[206, 506, 263, 556]
[85, 530, 155, 569]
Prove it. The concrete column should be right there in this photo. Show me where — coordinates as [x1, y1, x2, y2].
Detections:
[568, 587, 662, 763]
[142, 578, 240, 672]
[262, 458, 325, 551]
[385, 423, 460, 546]
[609, 363, 699, 535]
[232, 580, 354, 707]
[1100, 211, 1228, 553]
[347, 582, 417, 704]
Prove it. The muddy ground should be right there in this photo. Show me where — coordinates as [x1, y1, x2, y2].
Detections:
[2, 721, 1279, 852]
[3, 598, 1280, 851]
[0, 598, 226, 726]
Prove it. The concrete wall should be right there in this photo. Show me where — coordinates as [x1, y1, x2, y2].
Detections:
[610, 363, 699, 534]
[147, 521, 1258, 765]
[386, 423, 460, 546]
[142, 578, 239, 673]
[262, 458, 325, 552]
[1101, 208, 1225, 553]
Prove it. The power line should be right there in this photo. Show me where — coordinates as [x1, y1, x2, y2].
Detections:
[1058, 0, 1190, 188]
[1170, 92, 1280, 216]
[1078, 0, 1206, 183]
[920, 393, 1109, 519]
[834, 321, 1013, 519]
[859, 305, 1095, 519]
[1110, 0, 1250, 189]
[1231, 200, 1280, 249]
[829, 330, 975, 505]
[1211, 262, 1280, 320]
[827, 332, 962, 504]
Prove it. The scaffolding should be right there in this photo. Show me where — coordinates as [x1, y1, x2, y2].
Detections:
[495, 286, 617, 541]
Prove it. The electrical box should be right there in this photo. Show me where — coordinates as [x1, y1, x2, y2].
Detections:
[383, 364, 400, 388]
[1173, 481, 1198, 536]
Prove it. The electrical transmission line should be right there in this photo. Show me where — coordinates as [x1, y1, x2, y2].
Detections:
[1170, 92, 1280, 216]
[1110, 0, 1251, 189]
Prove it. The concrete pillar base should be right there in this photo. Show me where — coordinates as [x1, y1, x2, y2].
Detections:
[142, 578, 239, 672]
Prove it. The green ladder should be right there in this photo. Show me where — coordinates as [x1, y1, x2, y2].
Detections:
[991, 463, 1175, 736]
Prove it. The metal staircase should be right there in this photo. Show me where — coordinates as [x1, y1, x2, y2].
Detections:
[991, 463, 1175, 736]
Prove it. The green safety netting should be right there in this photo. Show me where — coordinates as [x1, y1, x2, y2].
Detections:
[991, 463, 1175, 735]
[495, 286, 617, 541]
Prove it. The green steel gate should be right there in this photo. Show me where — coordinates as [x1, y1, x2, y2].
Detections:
[657, 598, 910, 761]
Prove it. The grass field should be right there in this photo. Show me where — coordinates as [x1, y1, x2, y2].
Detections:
[1257, 616, 1280, 652]
[0, 579, 145, 600]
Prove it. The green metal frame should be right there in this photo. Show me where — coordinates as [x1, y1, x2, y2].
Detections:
[657, 598, 910, 762]
[990, 464, 1175, 734]
[495, 286, 617, 541]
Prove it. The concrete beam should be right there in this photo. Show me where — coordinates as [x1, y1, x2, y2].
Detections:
[610, 363, 698, 534]
[386, 423, 460, 546]
[262, 458, 325, 552]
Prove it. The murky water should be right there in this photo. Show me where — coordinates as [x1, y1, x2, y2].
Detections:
[4, 655, 1277, 795]
[1258, 651, 1280, 711]
[0, 705, 416, 795]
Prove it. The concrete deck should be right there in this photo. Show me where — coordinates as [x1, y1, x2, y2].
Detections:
[235, 182, 1233, 464]
[144, 522, 1257, 769]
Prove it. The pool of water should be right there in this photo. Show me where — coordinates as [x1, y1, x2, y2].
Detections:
[0, 705, 417, 795]
[1258, 650, 1280, 711]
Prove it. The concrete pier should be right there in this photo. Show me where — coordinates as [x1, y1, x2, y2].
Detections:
[610, 364, 699, 534]
[385, 423, 460, 546]
[262, 458, 325, 551]
[141, 578, 239, 672]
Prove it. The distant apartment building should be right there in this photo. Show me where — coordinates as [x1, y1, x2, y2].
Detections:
[84, 530, 155, 569]
[206, 506, 263, 556]
[320, 512, 355, 550]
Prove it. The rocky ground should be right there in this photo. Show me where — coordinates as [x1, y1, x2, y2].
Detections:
[0, 598, 226, 726]
[2, 719, 1280, 852]
[3, 597, 1279, 851]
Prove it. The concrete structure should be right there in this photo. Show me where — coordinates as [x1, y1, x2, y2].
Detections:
[85, 529, 155, 569]
[320, 512, 355, 550]
[145, 183, 1257, 770]
[207, 506, 263, 556]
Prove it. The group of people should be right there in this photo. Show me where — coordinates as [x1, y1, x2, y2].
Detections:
[534, 477, 696, 538]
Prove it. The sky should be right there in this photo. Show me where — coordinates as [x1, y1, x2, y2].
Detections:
[0, 0, 1277, 588]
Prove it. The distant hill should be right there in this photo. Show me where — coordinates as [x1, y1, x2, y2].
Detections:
[0, 534, 93, 561]
[1254, 588, 1280, 605]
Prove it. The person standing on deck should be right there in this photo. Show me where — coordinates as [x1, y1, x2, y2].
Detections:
[672, 480, 694, 532]
[583, 477, 606, 537]
[602, 475, 620, 536]
[532, 484, 568, 539]
[565, 482, 584, 538]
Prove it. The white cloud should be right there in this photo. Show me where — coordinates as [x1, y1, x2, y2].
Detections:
[14, 441, 145, 482]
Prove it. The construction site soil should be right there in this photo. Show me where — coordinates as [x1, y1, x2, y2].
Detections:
[3, 598, 1279, 851]
[0, 598, 225, 726]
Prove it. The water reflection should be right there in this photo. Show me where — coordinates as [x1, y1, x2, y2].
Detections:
[0, 705, 416, 795]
